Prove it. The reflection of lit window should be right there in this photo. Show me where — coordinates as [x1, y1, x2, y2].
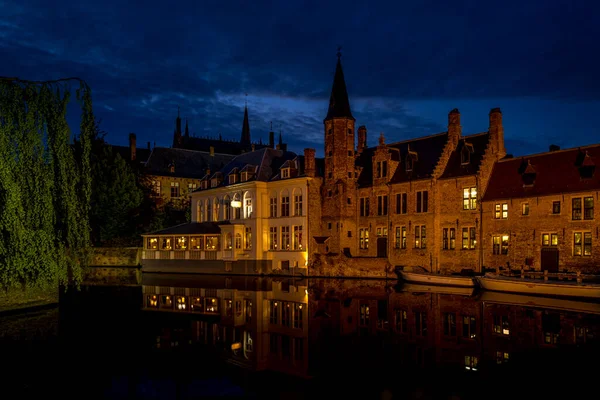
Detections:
[205, 298, 219, 313]
[147, 295, 158, 308]
[226, 299, 233, 317]
[293, 303, 303, 329]
[235, 300, 242, 316]
[225, 233, 232, 249]
[359, 304, 369, 326]
[269, 301, 279, 324]
[462, 316, 476, 339]
[282, 302, 292, 327]
[245, 332, 253, 352]
[493, 315, 510, 335]
[191, 297, 203, 312]
[175, 236, 188, 250]
[496, 352, 509, 364]
[245, 300, 252, 323]
[464, 356, 478, 371]
[147, 237, 158, 249]
[176, 296, 187, 310]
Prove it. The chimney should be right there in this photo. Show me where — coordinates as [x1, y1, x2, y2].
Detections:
[357, 125, 367, 153]
[489, 108, 506, 158]
[549, 144, 560, 152]
[209, 146, 215, 156]
[129, 133, 136, 161]
[448, 109, 461, 146]
[304, 148, 316, 177]
[269, 131, 275, 148]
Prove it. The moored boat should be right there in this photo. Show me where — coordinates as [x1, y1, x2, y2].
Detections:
[396, 266, 476, 288]
[477, 273, 600, 299]
[479, 290, 600, 315]
[400, 282, 476, 297]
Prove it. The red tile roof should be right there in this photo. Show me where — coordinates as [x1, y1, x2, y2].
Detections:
[482, 144, 600, 201]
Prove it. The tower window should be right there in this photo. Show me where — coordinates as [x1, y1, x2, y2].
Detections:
[328, 151, 332, 157]
[328, 129, 332, 135]
[348, 150, 353, 156]
[348, 129, 352, 135]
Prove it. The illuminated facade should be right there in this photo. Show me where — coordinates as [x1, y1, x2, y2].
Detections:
[141, 146, 320, 275]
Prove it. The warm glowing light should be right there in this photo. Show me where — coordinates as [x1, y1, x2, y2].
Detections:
[304, 289, 308, 295]
[230, 200, 242, 208]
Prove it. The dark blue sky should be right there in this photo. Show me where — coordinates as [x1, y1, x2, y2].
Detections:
[2, 0, 599, 157]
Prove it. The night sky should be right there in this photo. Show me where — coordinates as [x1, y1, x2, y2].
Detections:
[2, 0, 599, 157]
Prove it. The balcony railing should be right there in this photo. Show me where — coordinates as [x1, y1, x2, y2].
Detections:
[143, 250, 221, 261]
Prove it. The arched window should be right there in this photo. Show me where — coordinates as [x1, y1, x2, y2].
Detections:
[213, 197, 219, 221]
[197, 200, 204, 222]
[232, 193, 241, 219]
[235, 233, 242, 249]
[207, 199, 212, 222]
[293, 188, 303, 216]
[223, 195, 231, 220]
[225, 232, 232, 249]
[244, 191, 253, 219]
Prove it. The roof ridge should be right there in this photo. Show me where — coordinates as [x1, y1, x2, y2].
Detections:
[498, 142, 600, 162]
[154, 146, 235, 157]
[384, 131, 448, 147]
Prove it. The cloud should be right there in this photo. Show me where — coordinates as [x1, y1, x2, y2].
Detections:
[1, 0, 599, 157]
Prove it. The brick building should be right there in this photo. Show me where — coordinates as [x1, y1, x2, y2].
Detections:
[312, 53, 506, 275]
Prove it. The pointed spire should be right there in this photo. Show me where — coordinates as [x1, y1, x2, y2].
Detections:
[240, 100, 251, 145]
[184, 119, 189, 137]
[325, 48, 354, 121]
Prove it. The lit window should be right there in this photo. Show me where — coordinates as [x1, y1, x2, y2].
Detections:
[493, 315, 510, 335]
[463, 187, 477, 210]
[574, 232, 592, 256]
[494, 203, 508, 219]
[170, 182, 179, 198]
[522, 203, 529, 216]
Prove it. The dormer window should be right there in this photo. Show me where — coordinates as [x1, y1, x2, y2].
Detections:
[406, 146, 418, 172]
[240, 165, 256, 182]
[229, 174, 238, 184]
[169, 163, 175, 173]
[376, 161, 388, 178]
[520, 159, 536, 187]
[281, 168, 290, 179]
[461, 142, 474, 165]
[577, 151, 596, 179]
[200, 180, 208, 190]
[211, 178, 219, 188]
[210, 172, 222, 188]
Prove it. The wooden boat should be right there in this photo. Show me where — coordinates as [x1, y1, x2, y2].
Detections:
[477, 273, 600, 299]
[400, 282, 475, 297]
[479, 290, 600, 315]
[396, 266, 476, 288]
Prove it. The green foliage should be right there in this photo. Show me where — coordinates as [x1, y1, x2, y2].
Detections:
[0, 78, 93, 290]
[90, 145, 143, 244]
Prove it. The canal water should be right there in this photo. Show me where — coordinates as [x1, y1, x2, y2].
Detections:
[1, 275, 599, 399]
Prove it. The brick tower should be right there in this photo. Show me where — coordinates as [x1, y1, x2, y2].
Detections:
[322, 50, 357, 255]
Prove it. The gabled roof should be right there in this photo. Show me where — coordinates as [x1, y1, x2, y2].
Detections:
[439, 132, 490, 179]
[144, 147, 235, 179]
[325, 56, 354, 121]
[174, 136, 270, 155]
[482, 144, 600, 201]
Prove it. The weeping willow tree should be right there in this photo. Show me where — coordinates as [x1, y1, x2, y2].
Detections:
[0, 77, 93, 291]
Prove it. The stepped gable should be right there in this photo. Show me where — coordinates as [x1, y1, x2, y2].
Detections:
[440, 132, 490, 179]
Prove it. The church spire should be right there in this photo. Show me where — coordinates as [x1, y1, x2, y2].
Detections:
[184, 118, 189, 137]
[173, 106, 183, 147]
[240, 99, 251, 145]
[325, 48, 354, 121]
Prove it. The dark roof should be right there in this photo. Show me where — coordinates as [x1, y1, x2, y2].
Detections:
[439, 133, 490, 179]
[143, 222, 225, 235]
[145, 147, 235, 179]
[174, 136, 270, 155]
[198, 147, 306, 190]
[356, 133, 448, 187]
[483, 144, 600, 201]
[240, 106, 251, 145]
[325, 56, 354, 121]
[110, 145, 151, 164]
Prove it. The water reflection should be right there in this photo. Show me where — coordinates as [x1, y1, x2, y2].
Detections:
[141, 274, 600, 381]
